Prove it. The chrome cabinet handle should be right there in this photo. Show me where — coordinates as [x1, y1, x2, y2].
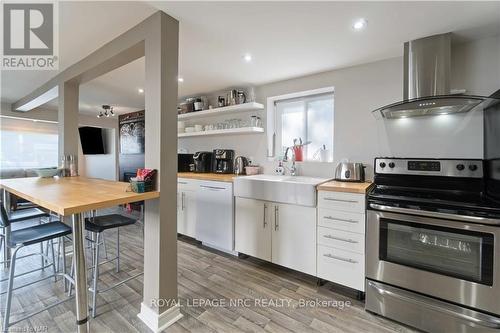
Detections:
[274, 205, 279, 231]
[178, 181, 188, 185]
[323, 234, 358, 243]
[323, 253, 358, 263]
[323, 216, 358, 224]
[263, 203, 268, 228]
[181, 192, 185, 210]
[324, 197, 358, 203]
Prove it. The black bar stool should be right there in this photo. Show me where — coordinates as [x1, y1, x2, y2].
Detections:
[0, 205, 51, 268]
[0, 205, 73, 331]
[69, 213, 141, 317]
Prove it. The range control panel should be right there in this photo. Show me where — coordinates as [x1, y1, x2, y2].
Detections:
[375, 158, 483, 178]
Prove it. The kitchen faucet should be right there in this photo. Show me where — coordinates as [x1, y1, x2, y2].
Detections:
[283, 146, 298, 176]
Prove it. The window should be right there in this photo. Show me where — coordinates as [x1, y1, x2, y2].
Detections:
[0, 117, 58, 170]
[269, 88, 334, 162]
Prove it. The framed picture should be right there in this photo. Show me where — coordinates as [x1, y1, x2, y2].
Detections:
[119, 111, 145, 154]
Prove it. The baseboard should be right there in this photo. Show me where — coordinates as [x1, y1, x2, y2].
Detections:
[137, 302, 183, 332]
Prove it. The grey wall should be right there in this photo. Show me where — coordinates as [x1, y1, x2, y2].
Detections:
[179, 35, 500, 180]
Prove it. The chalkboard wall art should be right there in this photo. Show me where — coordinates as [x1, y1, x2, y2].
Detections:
[119, 110, 145, 154]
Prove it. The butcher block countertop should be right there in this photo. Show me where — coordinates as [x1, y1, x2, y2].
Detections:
[178, 172, 238, 182]
[0, 176, 160, 216]
[317, 180, 373, 194]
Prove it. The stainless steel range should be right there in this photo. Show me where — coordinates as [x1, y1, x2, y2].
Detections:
[366, 158, 500, 333]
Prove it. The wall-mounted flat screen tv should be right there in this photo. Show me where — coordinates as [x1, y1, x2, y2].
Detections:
[79, 126, 105, 154]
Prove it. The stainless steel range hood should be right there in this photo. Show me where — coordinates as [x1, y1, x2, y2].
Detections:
[373, 33, 492, 119]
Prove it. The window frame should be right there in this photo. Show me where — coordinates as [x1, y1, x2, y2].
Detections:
[266, 87, 334, 161]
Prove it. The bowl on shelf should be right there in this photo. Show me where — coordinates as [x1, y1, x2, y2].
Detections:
[194, 124, 203, 132]
[185, 127, 195, 133]
[35, 167, 60, 178]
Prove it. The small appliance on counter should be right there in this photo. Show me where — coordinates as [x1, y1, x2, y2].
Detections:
[334, 161, 365, 182]
[234, 156, 249, 175]
[193, 151, 213, 173]
[212, 149, 235, 174]
[178, 153, 194, 172]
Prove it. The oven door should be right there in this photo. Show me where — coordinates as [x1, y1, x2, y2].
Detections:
[367, 205, 500, 315]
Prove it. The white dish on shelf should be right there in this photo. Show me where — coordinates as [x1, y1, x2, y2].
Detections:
[185, 127, 195, 133]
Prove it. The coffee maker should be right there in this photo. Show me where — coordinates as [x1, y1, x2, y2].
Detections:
[193, 151, 213, 173]
[212, 149, 235, 174]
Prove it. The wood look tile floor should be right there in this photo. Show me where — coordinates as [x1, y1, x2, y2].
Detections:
[0, 216, 416, 333]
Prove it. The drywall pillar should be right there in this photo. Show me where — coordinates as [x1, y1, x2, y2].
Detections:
[58, 81, 79, 159]
[138, 12, 181, 332]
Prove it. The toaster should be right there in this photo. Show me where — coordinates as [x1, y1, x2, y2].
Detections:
[335, 162, 365, 182]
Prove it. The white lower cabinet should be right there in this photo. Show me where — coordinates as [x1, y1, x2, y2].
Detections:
[234, 198, 272, 261]
[235, 197, 316, 276]
[316, 190, 366, 292]
[271, 203, 316, 275]
[177, 179, 198, 238]
[317, 245, 365, 291]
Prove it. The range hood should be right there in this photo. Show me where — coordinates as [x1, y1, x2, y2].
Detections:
[373, 33, 495, 119]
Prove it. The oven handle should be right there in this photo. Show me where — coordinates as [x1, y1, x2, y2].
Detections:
[369, 203, 500, 226]
[368, 280, 500, 329]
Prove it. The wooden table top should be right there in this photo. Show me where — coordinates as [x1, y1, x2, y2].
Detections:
[316, 180, 373, 194]
[178, 172, 239, 182]
[0, 176, 160, 216]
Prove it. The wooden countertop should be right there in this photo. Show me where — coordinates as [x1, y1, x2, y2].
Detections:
[317, 180, 373, 194]
[0, 176, 160, 216]
[178, 172, 238, 182]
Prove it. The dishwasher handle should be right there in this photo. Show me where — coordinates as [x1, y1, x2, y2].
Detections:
[199, 185, 227, 191]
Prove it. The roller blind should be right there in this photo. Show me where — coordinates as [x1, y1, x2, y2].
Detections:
[0, 117, 58, 169]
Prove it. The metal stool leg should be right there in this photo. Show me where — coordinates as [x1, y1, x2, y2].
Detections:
[3, 245, 22, 332]
[116, 228, 120, 273]
[101, 232, 109, 260]
[50, 239, 57, 282]
[62, 237, 68, 292]
[91, 233, 100, 318]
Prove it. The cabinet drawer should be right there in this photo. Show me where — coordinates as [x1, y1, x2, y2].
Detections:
[318, 208, 365, 234]
[318, 191, 365, 213]
[317, 245, 364, 291]
[317, 227, 364, 254]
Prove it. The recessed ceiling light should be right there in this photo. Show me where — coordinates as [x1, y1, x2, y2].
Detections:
[243, 54, 252, 62]
[178, 77, 184, 83]
[353, 18, 367, 31]
[138, 88, 144, 94]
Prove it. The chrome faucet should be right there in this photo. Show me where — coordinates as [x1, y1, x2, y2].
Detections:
[283, 147, 298, 176]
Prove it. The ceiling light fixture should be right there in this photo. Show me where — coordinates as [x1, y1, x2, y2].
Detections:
[98, 105, 115, 118]
[138, 88, 144, 94]
[243, 53, 252, 62]
[178, 77, 184, 83]
[353, 18, 367, 31]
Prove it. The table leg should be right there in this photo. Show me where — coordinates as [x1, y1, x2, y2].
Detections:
[71, 213, 89, 333]
[2, 191, 11, 268]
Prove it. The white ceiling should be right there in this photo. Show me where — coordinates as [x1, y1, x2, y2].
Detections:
[2, 1, 500, 116]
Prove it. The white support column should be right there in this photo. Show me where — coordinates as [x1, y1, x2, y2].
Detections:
[58, 81, 79, 159]
[138, 12, 181, 332]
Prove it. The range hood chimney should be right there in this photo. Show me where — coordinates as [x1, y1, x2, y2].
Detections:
[373, 33, 491, 119]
